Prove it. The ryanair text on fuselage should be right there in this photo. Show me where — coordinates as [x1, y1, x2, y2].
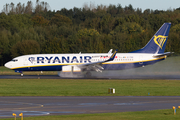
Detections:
[29, 56, 92, 64]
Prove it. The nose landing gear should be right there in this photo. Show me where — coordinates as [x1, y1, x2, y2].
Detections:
[15, 70, 23, 77]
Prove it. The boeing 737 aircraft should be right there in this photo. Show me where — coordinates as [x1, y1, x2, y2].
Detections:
[5, 23, 172, 77]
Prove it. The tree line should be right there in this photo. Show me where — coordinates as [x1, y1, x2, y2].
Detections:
[0, 0, 180, 65]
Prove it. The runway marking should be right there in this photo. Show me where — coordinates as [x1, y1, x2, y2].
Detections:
[0, 111, 50, 118]
[131, 100, 180, 105]
[0, 101, 43, 111]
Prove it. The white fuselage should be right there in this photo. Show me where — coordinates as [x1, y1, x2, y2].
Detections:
[4, 53, 166, 72]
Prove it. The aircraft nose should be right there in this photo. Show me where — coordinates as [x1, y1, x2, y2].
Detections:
[4, 62, 11, 69]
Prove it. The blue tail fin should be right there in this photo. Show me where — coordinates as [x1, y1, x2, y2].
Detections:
[130, 23, 171, 54]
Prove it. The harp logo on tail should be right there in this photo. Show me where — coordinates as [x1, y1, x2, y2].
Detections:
[153, 35, 168, 49]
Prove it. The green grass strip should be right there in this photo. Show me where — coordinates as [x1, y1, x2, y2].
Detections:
[0, 79, 180, 96]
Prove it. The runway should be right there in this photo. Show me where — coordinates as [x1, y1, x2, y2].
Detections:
[1, 96, 180, 118]
[1, 74, 180, 79]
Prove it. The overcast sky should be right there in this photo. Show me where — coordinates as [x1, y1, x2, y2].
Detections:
[1, 0, 180, 12]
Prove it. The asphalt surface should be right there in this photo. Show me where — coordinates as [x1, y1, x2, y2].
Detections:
[1, 96, 180, 118]
[1, 74, 180, 79]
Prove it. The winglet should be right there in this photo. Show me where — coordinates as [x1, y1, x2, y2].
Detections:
[106, 49, 118, 62]
[108, 49, 113, 54]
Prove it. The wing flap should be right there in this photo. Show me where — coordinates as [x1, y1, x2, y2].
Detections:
[77, 49, 118, 72]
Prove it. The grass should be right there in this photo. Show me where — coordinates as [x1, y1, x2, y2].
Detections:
[2, 109, 180, 120]
[0, 79, 180, 96]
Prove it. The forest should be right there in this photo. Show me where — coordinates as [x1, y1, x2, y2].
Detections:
[0, 0, 180, 65]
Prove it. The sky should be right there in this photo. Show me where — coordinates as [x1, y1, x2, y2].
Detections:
[1, 0, 180, 12]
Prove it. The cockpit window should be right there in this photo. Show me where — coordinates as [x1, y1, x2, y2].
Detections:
[11, 59, 18, 62]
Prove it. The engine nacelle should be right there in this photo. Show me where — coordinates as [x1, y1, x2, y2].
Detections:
[58, 65, 84, 78]
[62, 65, 81, 73]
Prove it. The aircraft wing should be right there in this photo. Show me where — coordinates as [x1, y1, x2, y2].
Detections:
[153, 52, 173, 58]
[77, 49, 118, 72]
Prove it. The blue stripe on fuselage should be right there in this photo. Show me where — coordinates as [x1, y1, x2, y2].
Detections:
[12, 65, 63, 71]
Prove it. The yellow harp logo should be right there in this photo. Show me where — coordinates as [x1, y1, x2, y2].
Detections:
[153, 35, 167, 49]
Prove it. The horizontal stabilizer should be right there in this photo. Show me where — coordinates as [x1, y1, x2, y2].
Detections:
[153, 52, 173, 58]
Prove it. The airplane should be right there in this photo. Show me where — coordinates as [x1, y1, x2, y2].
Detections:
[4, 22, 172, 77]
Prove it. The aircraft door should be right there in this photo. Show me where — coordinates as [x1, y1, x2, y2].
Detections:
[24, 58, 28, 66]
[139, 56, 143, 64]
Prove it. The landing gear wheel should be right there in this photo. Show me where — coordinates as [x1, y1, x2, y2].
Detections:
[21, 73, 23, 77]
